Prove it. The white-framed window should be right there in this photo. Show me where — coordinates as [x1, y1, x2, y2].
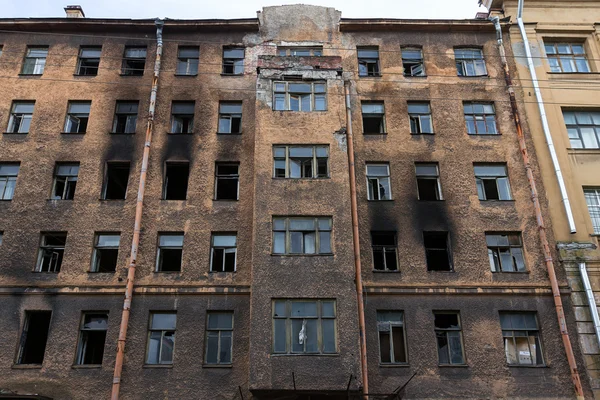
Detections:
[455, 48, 487, 76]
[564, 111, 600, 149]
[22, 47, 48, 75]
[584, 188, 600, 234]
[7, 101, 35, 133]
[415, 163, 442, 200]
[91, 233, 120, 273]
[486, 232, 526, 272]
[408, 102, 433, 134]
[545, 42, 590, 73]
[366, 163, 391, 200]
[36, 232, 67, 273]
[464, 102, 497, 135]
[0, 163, 20, 200]
[51, 163, 79, 200]
[474, 164, 512, 201]
[273, 81, 326, 112]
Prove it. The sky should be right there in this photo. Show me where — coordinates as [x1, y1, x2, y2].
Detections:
[4, 0, 487, 20]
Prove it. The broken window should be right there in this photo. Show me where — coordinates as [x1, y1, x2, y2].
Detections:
[434, 312, 465, 365]
[205, 312, 234, 364]
[273, 145, 329, 179]
[22, 46, 48, 75]
[563, 110, 600, 149]
[357, 47, 380, 77]
[408, 102, 433, 134]
[486, 232, 526, 273]
[464, 102, 497, 134]
[64, 101, 91, 133]
[176, 46, 199, 75]
[17, 311, 52, 365]
[474, 164, 512, 201]
[402, 47, 425, 77]
[156, 233, 184, 272]
[210, 234, 237, 272]
[500, 312, 544, 366]
[0, 163, 20, 200]
[112, 101, 138, 134]
[273, 81, 327, 112]
[163, 162, 189, 200]
[371, 232, 398, 271]
[278, 47, 323, 56]
[584, 188, 600, 234]
[102, 162, 129, 200]
[362, 102, 386, 134]
[218, 102, 242, 134]
[455, 48, 487, 76]
[170, 102, 194, 134]
[222, 47, 244, 75]
[377, 311, 407, 364]
[91, 233, 120, 273]
[214, 163, 239, 200]
[121, 46, 146, 76]
[272, 217, 332, 255]
[51, 163, 79, 200]
[545, 42, 590, 73]
[273, 299, 336, 354]
[76, 46, 101, 76]
[416, 163, 442, 200]
[146, 312, 176, 365]
[7, 101, 35, 133]
[366, 164, 391, 200]
[36, 232, 67, 273]
[75, 313, 108, 365]
[424, 231, 452, 271]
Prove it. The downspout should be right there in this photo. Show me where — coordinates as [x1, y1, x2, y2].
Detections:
[111, 18, 164, 400]
[344, 80, 369, 399]
[579, 262, 600, 354]
[515, 0, 576, 233]
[490, 16, 584, 399]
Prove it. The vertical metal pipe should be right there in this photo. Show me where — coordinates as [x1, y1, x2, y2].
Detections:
[111, 19, 164, 400]
[490, 16, 584, 399]
[579, 262, 600, 353]
[344, 80, 369, 399]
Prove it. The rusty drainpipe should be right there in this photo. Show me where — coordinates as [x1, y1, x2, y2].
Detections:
[490, 17, 584, 399]
[111, 18, 164, 400]
[344, 80, 369, 399]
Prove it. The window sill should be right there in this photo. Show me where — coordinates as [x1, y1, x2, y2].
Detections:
[72, 364, 102, 369]
[167, 132, 194, 135]
[160, 199, 187, 202]
[418, 199, 444, 202]
[48, 198, 73, 201]
[567, 148, 600, 154]
[202, 364, 232, 368]
[492, 271, 529, 274]
[221, 73, 244, 77]
[363, 132, 388, 135]
[479, 200, 515, 203]
[467, 133, 501, 136]
[154, 271, 182, 274]
[143, 364, 173, 368]
[88, 271, 116, 274]
[209, 270, 236, 274]
[427, 270, 455, 273]
[99, 199, 126, 202]
[438, 364, 469, 368]
[373, 269, 400, 273]
[547, 71, 599, 75]
[217, 132, 243, 135]
[213, 199, 239, 202]
[3, 132, 29, 135]
[273, 110, 328, 113]
[60, 131, 86, 135]
[379, 363, 410, 368]
[119, 74, 145, 77]
[108, 132, 136, 135]
[411, 132, 435, 135]
[12, 364, 42, 369]
[272, 177, 330, 180]
[404, 74, 427, 78]
[271, 253, 334, 257]
[271, 353, 339, 357]
[18, 73, 43, 77]
[358, 75, 382, 78]
[73, 74, 98, 77]
[590, 234, 600, 237]
[507, 364, 548, 368]
[457, 74, 489, 78]
[367, 199, 394, 202]
[31, 271, 60, 274]
[174, 74, 198, 77]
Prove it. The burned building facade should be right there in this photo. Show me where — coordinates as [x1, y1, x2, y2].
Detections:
[0, 4, 591, 399]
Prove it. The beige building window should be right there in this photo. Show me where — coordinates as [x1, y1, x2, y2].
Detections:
[273, 81, 326, 112]
[464, 102, 497, 135]
[22, 46, 48, 75]
[176, 46, 199, 75]
[357, 47, 380, 77]
[486, 232, 526, 272]
[402, 47, 425, 77]
[273, 145, 329, 179]
[544, 42, 590, 73]
[272, 217, 332, 255]
[121, 46, 146, 76]
[500, 312, 544, 366]
[584, 188, 600, 234]
[564, 111, 600, 149]
[76, 47, 101, 76]
[455, 48, 487, 76]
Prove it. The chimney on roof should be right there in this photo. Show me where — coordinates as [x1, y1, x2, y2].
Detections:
[64, 5, 85, 18]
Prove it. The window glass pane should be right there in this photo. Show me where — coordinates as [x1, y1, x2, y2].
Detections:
[146, 331, 161, 364]
[474, 165, 506, 176]
[322, 319, 336, 353]
[319, 232, 331, 253]
[172, 102, 194, 114]
[289, 147, 313, 158]
[291, 302, 317, 317]
[97, 234, 120, 247]
[289, 219, 315, 230]
[224, 49, 244, 59]
[402, 48, 422, 59]
[125, 48, 146, 58]
[366, 165, 389, 176]
[206, 332, 219, 363]
[13, 103, 35, 113]
[318, 218, 331, 230]
[416, 164, 438, 176]
[358, 49, 379, 58]
[83, 314, 108, 330]
[305, 319, 318, 352]
[69, 102, 91, 114]
[220, 103, 242, 114]
[274, 319, 286, 352]
[273, 232, 285, 253]
[0, 164, 19, 175]
[316, 147, 328, 157]
[304, 232, 316, 254]
[408, 103, 430, 113]
[273, 218, 285, 230]
[116, 102, 138, 113]
[159, 235, 184, 247]
[362, 103, 384, 114]
[581, 128, 599, 148]
[178, 47, 199, 58]
[220, 332, 232, 363]
[213, 235, 236, 247]
[290, 232, 303, 253]
[274, 301, 287, 317]
[208, 313, 233, 330]
[322, 301, 335, 317]
[288, 83, 312, 93]
[151, 313, 176, 330]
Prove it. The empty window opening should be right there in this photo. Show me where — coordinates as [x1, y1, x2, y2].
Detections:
[416, 163, 442, 200]
[500, 312, 544, 366]
[464, 102, 497, 134]
[273, 81, 327, 112]
[146, 312, 176, 365]
[91, 233, 120, 273]
[362, 102, 385, 134]
[278, 47, 323, 56]
[474, 164, 512, 200]
[545, 42, 590, 73]
[222, 47, 244, 75]
[76, 313, 108, 365]
[273, 145, 329, 179]
[8, 101, 35, 133]
[408, 102, 433, 134]
[121, 46, 146, 76]
[36, 232, 67, 273]
[215, 163, 239, 200]
[455, 48, 487, 76]
[17, 311, 52, 365]
[424, 232, 452, 271]
[22, 46, 48, 75]
[273, 217, 332, 255]
[218, 102, 242, 133]
[402, 47, 425, 76]
[77, 47, 101, 76]
[584, 188, 600, 234]
[366, 163, 391, 200]
[112, 101, 138, 134]
[0, 163, 20, 200]
[103, 162, 129, 200]
[371, 232, 398, 271]
[434, 312, 465, 365]
[273, 300, 336, 354]
[64, 101, 91, 133]
[377, 311, 407, 364]
[357, 47, 380, 77]
[176, 46, 199, 75]
[486, 232, 526, 273]
[564, 110, 600, 149]
[205, 312, 234, 364]
[163, 162, 189, 200]
[156, 233, 183, 272]
[210, 234, 237, 272]
[52, 163, 79, 200]
[170, 102, 194, 134]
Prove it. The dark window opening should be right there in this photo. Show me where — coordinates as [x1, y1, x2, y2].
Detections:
[91, 234, 120, 273]
[36, 233, 66, 273]
[176, 46, 199, 75]
[424, 232, 452, 271]
[77, 47, 101, 76]
[215, 163, 239, 200]
[17, 311, 51, 364]
[52, 163, 79, 200]
[103, 162, 129, 200]
[218, 102, 242, 133]
[486, 232, 526, 272]
[76, 313, 108, 365]
[358, 47, 380, 77]
[121, 47, 146, 76]
[222, 47, 244, 75]
[362, 102, 385, 134]
[416, 163, 441, 200]
[210, 234, 237, 272]
[372, 232, 398, 271]
[402, 47, 425, 76]
[377, 311, 407, 364]
[112, 101, 138, 134]
[64, 101, 91, 133]
[474, 164, 511, 201]
[163, 163, 189, 200]
[170, 102, 194, 134]
[156, 234, 183, 272]
[434, 312, 465, 365]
